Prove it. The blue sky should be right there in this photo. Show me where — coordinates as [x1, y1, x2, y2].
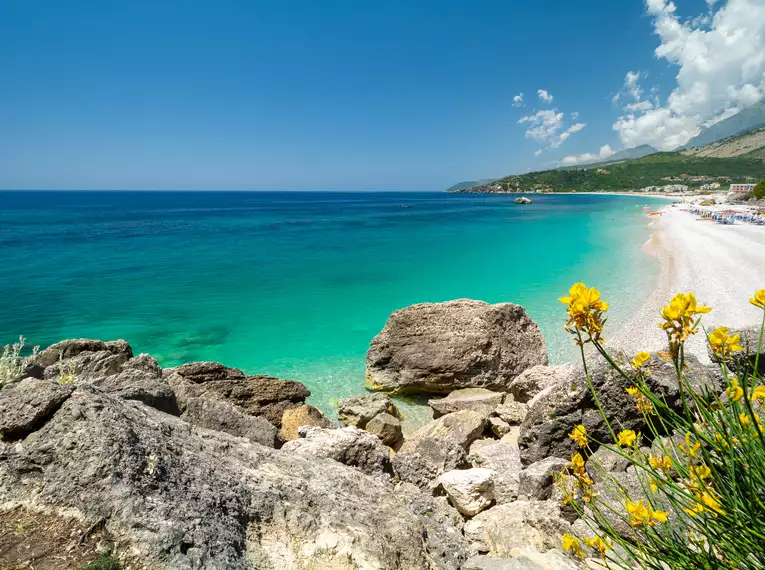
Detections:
[1, 0, 761, 190]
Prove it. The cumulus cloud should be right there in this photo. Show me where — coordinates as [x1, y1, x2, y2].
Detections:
[513, 93, 525, 107]
[534, 149, 543, 157]
[519, 110, 586, 149]
[537, 89, 554, 103]
[561, 145, 616, 166]
[613, 0, 765, 150]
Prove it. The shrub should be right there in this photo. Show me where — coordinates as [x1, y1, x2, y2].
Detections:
[0, 336, 39, 387]
[556, 284, 765, 569]
[753, 180, 765, 199]
[77, 554, 121, 570]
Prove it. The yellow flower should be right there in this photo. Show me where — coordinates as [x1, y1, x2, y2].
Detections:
[709, 327, 744, 358]
[750, 289, 765, 310]
[727, 378, 744, 402]
[648, 455, 673, 473]
[631, 351, 651, 368]
[617, 429, 639, 448]
[559, 282, 609, 344]
[583, 535, 612, 560]
[659, 292, 711, 356]
[569, 425, 588, 448]
[679, 432, 701, 458]
[570, 452, 586, 474]
[752, 386, 765, 402]
[690, 465, 711, 480]
[626, 500, 668, 527]
[626, 385, 654, 414]
[562, 533, 585, 558]
[699, 491, 725, 515]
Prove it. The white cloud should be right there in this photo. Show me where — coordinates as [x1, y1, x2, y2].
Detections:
[513, 93, 525, 107]
[519, 110, 586, 149]
[534, 149, 543, 157]
[561, 145, 616, 166]
[537, 89, 554, 103]
[613, 0, 765, 150]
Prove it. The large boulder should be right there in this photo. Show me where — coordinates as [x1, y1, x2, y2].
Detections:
[182, 397, 278, 447]
[429, 388, 504, 418]
[406, 410, 487, 450]
[0, 384, 469, 569]
[439, 468, 495, 516]
[518, 457, 568, 500]
[392, 436, 469, 489]
[366, 300, 547, 394]
[518, 352, 719, 465]
[336, 392, 401, 428]
[165, 362, 310, 427]
[508, 364, 578, 404]
[281, 425, 391, 475]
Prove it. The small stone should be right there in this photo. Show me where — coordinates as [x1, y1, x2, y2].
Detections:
[429, 388, 504, 418]
[489, 416, 511, 437]
[518, 457, 569, 500]
[280, 404, 331, 441]
[439, 468, 495, 517]
[494, 401, 528, 425]
[365, 412, 403, 448]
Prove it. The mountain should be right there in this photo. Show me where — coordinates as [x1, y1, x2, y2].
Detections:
[559, 144, 658, 169]
[682, 125, 765, 160]
[683, 101, 765, 149]
[445, 178, 499, 192]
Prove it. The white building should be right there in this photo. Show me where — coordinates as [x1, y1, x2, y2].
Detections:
[730, 183, 755, 193]
[662, 184, 689, 193]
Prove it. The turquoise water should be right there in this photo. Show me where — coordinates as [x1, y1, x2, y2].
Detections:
[0, 191, 666, 412]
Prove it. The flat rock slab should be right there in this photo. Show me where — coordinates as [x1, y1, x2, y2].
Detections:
[366, 299, 547, 394]
[406, 410, 487, 450]
[429, 388, 504, 418]
[0, 378, 74, 439]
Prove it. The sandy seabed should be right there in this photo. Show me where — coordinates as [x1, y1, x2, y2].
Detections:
[612, 203, 765, 362]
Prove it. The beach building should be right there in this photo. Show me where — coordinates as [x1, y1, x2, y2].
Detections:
[730, 183, 756, 193]
[662, 184, 689, 193]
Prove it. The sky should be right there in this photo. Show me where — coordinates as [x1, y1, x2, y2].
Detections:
[1, 0, 764, 191]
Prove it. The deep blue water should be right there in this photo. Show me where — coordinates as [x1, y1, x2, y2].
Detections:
[0, 191, 666, 411]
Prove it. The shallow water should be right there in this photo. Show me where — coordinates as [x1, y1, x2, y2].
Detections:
[0, 191, 667, 412]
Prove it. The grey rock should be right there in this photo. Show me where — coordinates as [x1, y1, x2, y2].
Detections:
[0, 378, 74, 439]
[366, 299, 547, 394]
[469, 441, 522, 503]
[494, 401, 528, 425]
[515, 196, 533, 204]
[518, 353, 719, 465]
[464, 500, 572, 558]
[365, 412, 404, 448]
[33, 338, 133, 369]
[439, 468, 495, 516]
[336, 391, 401, 428]
[508, 364, 577, 403]
[0, 384, 468, 569]
[280, 403, 331, 441]
[407, 410, 487, 450]
[464, 555, 544, 570]
[42, 350, 127, 383]
[586, 444, 630, 476]
[519, 457, 569, 500]
[281, 425, 391, 475]
[707, 325, 765, 376]
[489, 416, 512, 437]
[182, 397, 278, 447]
[392, 436, 469, 489]
[429, 388, 504, 418]
[166, 362, 310, 427]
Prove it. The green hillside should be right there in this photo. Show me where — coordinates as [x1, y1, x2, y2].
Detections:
[455, 152, 765, 193]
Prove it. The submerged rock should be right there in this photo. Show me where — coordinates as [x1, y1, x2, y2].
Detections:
[0, 385, 469, 569]
[366, 299, 547, 394]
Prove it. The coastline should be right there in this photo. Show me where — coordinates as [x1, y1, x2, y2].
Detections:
[611, 202, 765, 361]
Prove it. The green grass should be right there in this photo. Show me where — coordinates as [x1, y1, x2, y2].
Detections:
[77, 554, 121, 570]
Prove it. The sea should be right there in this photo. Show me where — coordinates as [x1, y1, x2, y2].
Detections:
[0, 191, 668, 413]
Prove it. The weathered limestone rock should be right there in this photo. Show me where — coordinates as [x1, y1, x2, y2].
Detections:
[33, 339, 133, 369]
[90, 354, 179, 415]
[407, 410, 487, 450]
[464, 500, 572, 558]
[336, 392, 401, 428]
[508, 364, 577, 403]
[464, 552, 578, 570]
[0, 378, 74, 439]
[494, 400, 528, 425]
[365, 412, 404, 448]
[281, 425, 391, 475]
[280, 404, 331, 441]
[490, 416, 512, 437]
[182, 397, 278, 447]
[519, 353, 719, 465]
[586, 444, 630, 476]
[469, 441, 523, 503]
[166, 362, 310, 427]
[518, 457, 569, 500]
[439, 468, 495, 516]
[429, 388, 504, 418]
[392, 436, 469, 489]
[366, 300, 547, 394]
[0, 384, 469, 569]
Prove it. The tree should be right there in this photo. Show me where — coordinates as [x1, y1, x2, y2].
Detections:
[753, 179, 765, 198]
